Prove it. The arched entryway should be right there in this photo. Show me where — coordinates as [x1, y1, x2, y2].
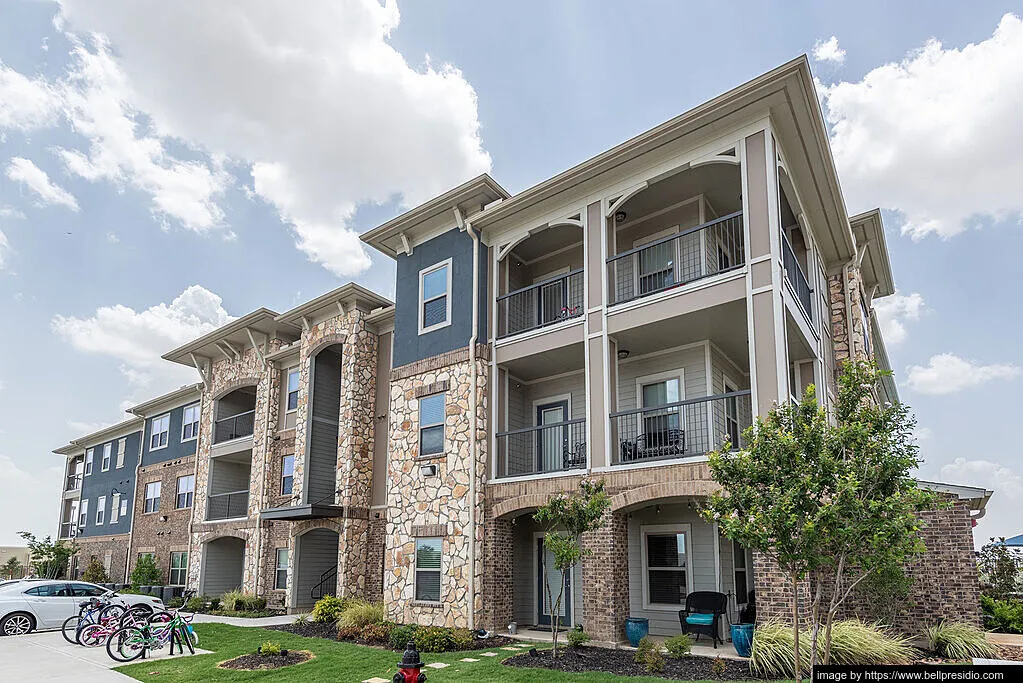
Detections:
[293, 527, 340, 610]
[200, 536, 245, 596]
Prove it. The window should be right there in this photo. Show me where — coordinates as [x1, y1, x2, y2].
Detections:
[100, 443, 111, 471]
[418, 259, 451, 334]
[95, 496, 106, 525]
[642, 525, 691, 608]
[723, 379, 740, 448]
[144, 481, 161, 513]
[120, 497, 128, 518]
[110, 494, 120, 523]
[176, 475, 195, 509]
[116, 438, 126, 468]
[26, 584, 67, 597]
[733, 540, 749, 604]
[78, 499, 89, 528]
[84, 448, 94, 476]
[419, 393, 445, 456]
[150, 414, 170, 450]
[638, 371, 683, 450]
[102, 552, 112, 575]
[275, 548, 289, 590]
[169, 552, 188, 586]
[70, 582, 105, 597]
[281, 455, 294, 495]
[182, 404, 200, 441]
[414, 537, 442, 602]
[286, 369, 300, 412]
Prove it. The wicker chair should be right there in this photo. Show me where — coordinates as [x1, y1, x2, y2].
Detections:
[678, 591, 728, 648]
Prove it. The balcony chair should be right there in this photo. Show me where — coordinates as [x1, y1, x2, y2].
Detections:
[678, 591, 728, 648]
[562, 442, 586, 470]
[620, 428, 685, 462]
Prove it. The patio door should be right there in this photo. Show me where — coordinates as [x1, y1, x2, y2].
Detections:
[535, 270, 568, 328]
[536, 536, 571, 627]
[535, 400, 567, 473]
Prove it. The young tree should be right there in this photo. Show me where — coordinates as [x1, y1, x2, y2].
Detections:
[978, 537, 1022, 600]
[18, 532, 78, 579]
[533, 480, 610, 658]
[130, 554, 163, 587]
[1, 557, 23, 580]
[82, 556, 110, 584]
[703, 361, 933, 681]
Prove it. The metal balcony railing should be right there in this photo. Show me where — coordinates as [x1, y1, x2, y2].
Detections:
[206, 490, 250, 520]
[782, 232, 813, 320]
[65, 474, 82, 492]
[59, 521, 78, 539]
[610, 391, 752, 465]
[607, 212, 744, 306]
[497, 269, 584, 339]
[495, 418, 587, 478]
[213, 410, 255, 444]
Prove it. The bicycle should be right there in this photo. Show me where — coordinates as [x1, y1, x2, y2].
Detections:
[78, 606, 167, 648]
[61, 596, 128, 645]
[106, 610, 198, 662]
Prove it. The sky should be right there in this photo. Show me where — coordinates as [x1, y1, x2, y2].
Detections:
[0, 0, 1021, 547]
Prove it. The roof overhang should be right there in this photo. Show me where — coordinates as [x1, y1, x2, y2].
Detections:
[917, 480, 994, 519]
[275, 283, 393, 329]
[870, 309, 899, 404]
[259, 504, 345, 521]
[127, 383, 203, 417]
[360, 174, 510, 258]
[53, 416, 145, 455]
[162, 309, 299, 367]
[851, 209, 895, 298]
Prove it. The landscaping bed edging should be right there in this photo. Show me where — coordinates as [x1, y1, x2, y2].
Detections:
[218, 650, 314, 671]
[503, 646, 771, 680]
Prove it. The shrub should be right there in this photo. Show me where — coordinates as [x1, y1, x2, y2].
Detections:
[449, 628, 474, 650]
[209, 597, 221, 610]
[129, 554, 162, 587]
[925, 621, 999, 660]
[664, 633, 692, 658]
[389, 624, 420, 650]
[82, 557, 109, 584]
[982, 595, 1023, 634]
[414, 626, 454, 653]
[338, 599, 385, 629]
[644, 647, 665, 673]
[566, 629, 591, 648]
[337, 623, 361, 641]
[184, 596, 206, 612]
[359, 621, 395, 645]
[220, 590, 245, 612]
[710, 656, 727, 677]
[166, 597, 185, 609]
[258, 641, 283, 656]
[857, 564, 914, 625]
[292, 613, 309, 625]
[236, 595, 267, 611]
[634, 635, 657, 663]
[312, 595, 347, 623]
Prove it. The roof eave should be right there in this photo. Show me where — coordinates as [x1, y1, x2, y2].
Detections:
[851, 209, 895, 298]
[161, 309, 297, 366]
[53, 416, 145, 454]
[275, 283, 393, 326]
[127, 383, 203, 417]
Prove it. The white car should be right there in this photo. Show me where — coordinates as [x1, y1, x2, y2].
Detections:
[0, 580, 164, 636]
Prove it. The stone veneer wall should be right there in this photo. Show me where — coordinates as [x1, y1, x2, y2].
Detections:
[828, 264, 870, 375]
[384, 345, 489, 629]
[76, 535, 131, 584]
[131, 456, 195, 584]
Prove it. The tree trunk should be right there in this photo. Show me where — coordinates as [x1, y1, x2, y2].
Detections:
[809, 572, 823, 674]
[791, 570, 802, 683]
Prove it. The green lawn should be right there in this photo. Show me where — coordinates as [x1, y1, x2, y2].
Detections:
[114, 623, 706, 682]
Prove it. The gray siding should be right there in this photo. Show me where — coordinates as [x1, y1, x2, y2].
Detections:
[616, 344, 708, 413]
[142, 402, 199, 466]
[202, 537, 245, 596]
[209, 460, 249, 495]
[306, 346, 342, 505]
[511, 517, 583, 628]
[294, 528, 339, 608]
[505, 371, 586, 431]
[78, 430, 142, 538]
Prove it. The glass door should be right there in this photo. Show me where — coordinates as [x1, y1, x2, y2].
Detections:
[536, 537, 571, 626]
[535, 400, 568, 473]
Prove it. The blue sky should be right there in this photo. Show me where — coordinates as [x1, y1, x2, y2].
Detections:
[0, 0, 1021, 546]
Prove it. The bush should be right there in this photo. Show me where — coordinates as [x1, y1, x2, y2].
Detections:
[634, 635, 657, 663]
[857, 564, 913, 625]
[643, 647, 665, 673]
[209, 597, 221, 610]
[925, 621, 999, 660]
[312, 595, 347, 624]
[414, 626, 455, 653]
[220, 590, 244, 612]
[338, 599, 385, 629]
[184, 596, 207, 612]
[236, 595, 267, 611]
[567, 628, 591, 648]
[982, 595, 1023, 634]
[388, 624, 420, 650]
[710, 656, 727, 677]
[82, 557, 109, 584]
[292, 613, 309, 625]
[258, 640, 283, 656]
[129, 555, 162, 587]
[166, 597, 185, 609]
[449, 628, 474, 650]
[337, 623, 362, 640]
[360, 621, 396, 645]
[664, 633, 692, 658]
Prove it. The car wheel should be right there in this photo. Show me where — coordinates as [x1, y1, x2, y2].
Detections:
[0, 612, 35, 636]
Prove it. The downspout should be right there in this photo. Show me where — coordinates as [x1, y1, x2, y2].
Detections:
[460, 208, 480, 632]
[124, 424, 145, 584]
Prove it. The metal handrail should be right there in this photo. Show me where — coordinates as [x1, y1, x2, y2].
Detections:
[496, 268, 585, 301]
[781, 231, 813, 319]
[311, 566, 337, 600]
[206, 489, 250, 520]
[496, 417, 587, 438]
[608, 211, 743, 262]
[497, 269, 585, 338]
[610, 390, 751, 418]
[213, 410, 255, 443]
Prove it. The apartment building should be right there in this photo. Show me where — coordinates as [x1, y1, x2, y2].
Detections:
[51, 56, 988, 640]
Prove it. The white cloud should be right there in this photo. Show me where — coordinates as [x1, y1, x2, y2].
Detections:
[912, 426, 932, 442]
[0, 60, 62, 131]
[66, 419, 114, 435]
[106, 231, 119, 243]
[0, 206, 27, 220]
[48, 0, 491, 276]
[813, 36, 846, 64]
[821, 14, 1023, 239]
[5, 157, 80, 211]
[0, 454, 64, 545]
[51, 284, 235, 392]
[940, 457, 1022, 543]
[0, 230, 8, 271]
[873, 292, 924, 345]
[905, 353, 1021, 395]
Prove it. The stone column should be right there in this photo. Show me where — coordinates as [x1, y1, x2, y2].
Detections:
[581, 512, 629, 643]
[482, 517, 514, 631]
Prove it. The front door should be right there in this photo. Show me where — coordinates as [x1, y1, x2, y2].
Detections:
[535, 400, 568, 474]
[536, 537, 571, 627]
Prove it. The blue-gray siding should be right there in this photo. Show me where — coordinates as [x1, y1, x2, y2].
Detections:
[78, 430, 142, 538]
[141, 402, 199, 465]
[306, 347, 342, 505]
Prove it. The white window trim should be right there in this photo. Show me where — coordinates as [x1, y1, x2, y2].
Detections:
[95, 496, 106, 526]
[281, 454, 295, 495]
[413, 537, 443, 604]
[635, 368, 686, 410]
[100, 443, 112, 472]
[640, 523, 694, 611]
[275, 548, 289, 590]
[169, 551, 188, 586]
[119, 497, 128, 517]
[150, 413, 170, 451]
[285, 367, 300, 414]
[418, 392, 446, 456]
[116, 439, 126, 469]
[531, 393, 573, 426]
[181, 403, 200, 442]
[144, 481, 161, 513]
[78, 499, 89, 528]
[418, 258, 453, 335]
[84, 449, 94, 476]
[176, 475, 195, 509]
[110, 493, 120, 524]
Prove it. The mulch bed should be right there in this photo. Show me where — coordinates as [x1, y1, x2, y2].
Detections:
[218, 650, 313, 670]
[997, 645, 1023, 662]
[265, 621, 517, 651]
[504, 646, 769, 680]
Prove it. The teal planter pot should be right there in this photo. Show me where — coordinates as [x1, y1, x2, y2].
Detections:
[731, 623, 754, 658]
[625, 617, 649, 647]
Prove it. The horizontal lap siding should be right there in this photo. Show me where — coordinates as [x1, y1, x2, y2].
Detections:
[506, 372, 586, 429]
[202, 538, 245, 596]
[512, 517, 583, 628]
[617, 345, 707, 412]
[296, 529, 339, 608]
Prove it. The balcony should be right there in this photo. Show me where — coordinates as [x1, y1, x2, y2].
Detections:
[496, 419, 587, 478]
[782, 231, 812, 320]
[59, 521, 78, 539]
[207, 490, 249, 520]
[610, 391, 752, 466]
[65, 474, 82, 492]
[213, 410, 255, 444]
[607, 212, 745, 306]
[497, 269, 584, 339]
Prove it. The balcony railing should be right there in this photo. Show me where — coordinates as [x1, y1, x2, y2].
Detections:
[782, 232, 812, 320]
[495, 418, 587, 478]
[607, 212, 744, 306]
[59, 521, 78, 539]
[497, 269, 584, 339]
[65, 474, 82, 492]
[207, 490, 250, 520]
[213, 410, 255, 444]
[610, 391, 752, 465]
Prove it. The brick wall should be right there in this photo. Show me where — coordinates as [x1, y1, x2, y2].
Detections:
[366, 514, 387, 603]
[581, 512, 630, 643]
[481, 517, 513, 632]
[76, 535, 131, 584]
[131, 457, 195, 584]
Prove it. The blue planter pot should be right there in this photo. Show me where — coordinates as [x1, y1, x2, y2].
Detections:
[625, 617, 649, 647]
[731, 623, 754, 658]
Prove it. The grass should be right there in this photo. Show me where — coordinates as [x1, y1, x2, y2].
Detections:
[116, 623, 736, 682]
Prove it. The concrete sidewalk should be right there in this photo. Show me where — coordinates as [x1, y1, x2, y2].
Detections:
[190, 612, 295, 627]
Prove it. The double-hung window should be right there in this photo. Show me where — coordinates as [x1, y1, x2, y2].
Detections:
[169, 551, 188, 586]
[150, 414, 170, 450]
[116, 438, 126, 468]
[144, 481, 161, 513]
[176, 475, 194, 509]
[100, 443, 111, 472]
[275, 548, 289, 590]
[78, 499, 89, 529]
[120, 497, 128, 518]
[95, 496, 106, 525]
[110, 494, 120, 523]
[84, 449, 94, 476]
[182, 404, 200, 441]
[286, 369, 300, 412]
[281, 455, 295, 495]
[419, 393, 445, 456]
[419, 259, 451, 334]
[642, 524, 691, 608]
[414, 537, 442, 602]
